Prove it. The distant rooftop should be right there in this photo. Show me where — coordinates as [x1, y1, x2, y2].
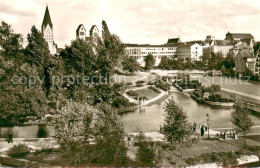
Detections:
[125, 43, 179, 47]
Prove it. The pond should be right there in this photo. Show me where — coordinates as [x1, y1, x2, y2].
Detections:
[1, 92, 259, 138]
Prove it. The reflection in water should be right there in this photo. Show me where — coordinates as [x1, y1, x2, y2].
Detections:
[0, 92, 259, 138]
[37, 124, 48, 138]
[119, 92, 260, 133]
[0, 125, 55, 138]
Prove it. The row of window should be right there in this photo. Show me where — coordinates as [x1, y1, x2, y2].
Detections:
[141, 52, 176, 55]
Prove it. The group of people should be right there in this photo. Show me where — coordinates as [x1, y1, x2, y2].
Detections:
[219, 130, 237, 139]
[192, 122, 208, 137]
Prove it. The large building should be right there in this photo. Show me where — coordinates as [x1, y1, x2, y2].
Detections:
[42, 6, 57, 55]
[176, 43, 203, 61]
[225, 32, 255, 43]
[125, 44, 178, 67]
[203, 40, 233, 58]
[235, 48, 256, 75]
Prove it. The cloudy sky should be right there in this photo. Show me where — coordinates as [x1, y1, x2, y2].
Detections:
[1, 0, 260, 48]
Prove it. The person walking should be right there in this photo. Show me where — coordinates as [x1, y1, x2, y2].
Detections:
[193, 122, 196, 132]
[8, 132, 13, 143]
[200, 124, 204, 136]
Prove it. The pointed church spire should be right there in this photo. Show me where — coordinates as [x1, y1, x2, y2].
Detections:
[42, 6, 53, 32]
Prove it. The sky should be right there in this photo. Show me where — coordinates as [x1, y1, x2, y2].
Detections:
[1, 0, 260, 48]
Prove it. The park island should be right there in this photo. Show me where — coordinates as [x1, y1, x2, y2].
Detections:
[0, 1, 260, 167]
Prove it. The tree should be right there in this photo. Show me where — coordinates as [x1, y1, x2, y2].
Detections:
[122, 57, 140, 73]
[232, 99, 254, 147]
[144, 54, 155, 70]
[0, 21, 23, 60]
[95, 20, 126, 80]
[158, 56, 172, 70]
[61, 38, 96, 76]
[161, 99, 198, 158]
[136, 131, 162, 166]
[25, 26, 53, 96]
[53, 101, 127, 164]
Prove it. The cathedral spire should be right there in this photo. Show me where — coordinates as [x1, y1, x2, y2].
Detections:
[42, 6, 53, 32]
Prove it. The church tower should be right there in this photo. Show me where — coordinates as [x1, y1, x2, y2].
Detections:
[42, 6, 56, 55]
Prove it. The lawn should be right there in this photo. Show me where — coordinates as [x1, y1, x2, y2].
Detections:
[216, 90, 260, 106]
[160, 137, 260, 166]
[134, 88, 161, 100]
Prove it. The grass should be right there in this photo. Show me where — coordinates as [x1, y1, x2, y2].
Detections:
[134, 88, 160, 100]
[216, 90, 260, 106]
[160, 136, 260, 166]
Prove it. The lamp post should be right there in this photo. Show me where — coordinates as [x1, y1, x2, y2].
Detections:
[206, 113, 209, 140]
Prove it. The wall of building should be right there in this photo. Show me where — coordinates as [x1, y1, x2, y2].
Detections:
[125, 45, 177, 67]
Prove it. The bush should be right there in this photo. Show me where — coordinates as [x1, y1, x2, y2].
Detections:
[112, 96, 135, 108]
[126, 90, 138, 97]
[156, 80, 170, 91]
[186, 152, 239, 165]
[136, 80, 145, 84]
[192, 92, 200, 98]
[7, 144, 30, 158]
[148, 86, 161, 93]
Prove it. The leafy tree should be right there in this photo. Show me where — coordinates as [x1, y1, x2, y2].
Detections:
[25, 26, 53, 96]
[161, 99, 198, 158]
[144, 54, 155, 70]
[158, 56, 172, 70]
[136, 131, 162, 166]
[95, 20, 126, 80]
[122, 57, 140, 73]
[92, 104, 127, 164]
[61, 39, 96, 76]
[253, 41, 260, 55]
[232, 99, 254, 147]
[0, 21, 23, 60]
[53, 100, 127, 164]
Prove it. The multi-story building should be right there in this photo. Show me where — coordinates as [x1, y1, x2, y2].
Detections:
[225, 32, 255, 43]
[203, 36, 234, 58]
[125, 44, 178, 67]
[176, 43, 203, 61]
[42, 6, 57, 55]
[235, 49, 256, 75]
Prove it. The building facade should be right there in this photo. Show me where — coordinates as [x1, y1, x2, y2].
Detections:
[125, 44, 178, 67]
[76, 24, 86, 40]
[42, 6, 57, 55]
[235, 49, 256, 75]
[176, 43, 203, 61]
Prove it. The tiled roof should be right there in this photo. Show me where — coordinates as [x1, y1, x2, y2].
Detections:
[230, 33, 254, 39]
[167, 38, 180, 44]
[240, 38, 252, 46]
[42, 6, 53, 30]
[125, 43, 179, 48]
[76, 24, 86, 36]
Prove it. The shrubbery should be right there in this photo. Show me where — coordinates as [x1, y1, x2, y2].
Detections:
[148, 86, 161, 93]
[7, 144, 30, 158]
[206, 94, 233, 102]
[186, 151, 239, 165]
[112, 96, 135, 108]
[126, 90, 138, 97]
[156, 80, 170, 91]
